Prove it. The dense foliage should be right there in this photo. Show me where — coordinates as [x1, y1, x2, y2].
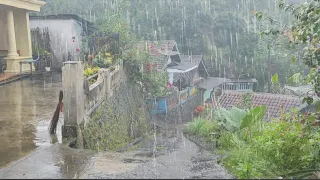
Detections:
[38, 0, 308, 92]
[186, 105, 320, 179]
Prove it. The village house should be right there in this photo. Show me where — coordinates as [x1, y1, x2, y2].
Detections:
[139, 40, 209, 113]
[141, 40, 209, 89]
[141, 40, 262, 114]
[29, 14, 96, 71]
[0, 0, 46, 74]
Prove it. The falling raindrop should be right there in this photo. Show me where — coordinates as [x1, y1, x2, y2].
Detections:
[220, 49, 223, 65]
[230, 33, 233, 47]
[245, 56, 248, 69]
[146, 4, 149, 20]
[236, 32, 239, 49]
[211, 56, 214, 71]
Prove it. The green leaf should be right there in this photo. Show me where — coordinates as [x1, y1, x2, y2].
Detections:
[294, 122, 302, 130]
[240, 105, 266, 130]
[290, 73, 302, 85]
[303, 97, 314, 105]
[291, 56, 297, 63]
[213, 107, 247, 130]
[315, 100, 320, 111]
[271, 73, 279, 84]
[255, 12, 264, 21]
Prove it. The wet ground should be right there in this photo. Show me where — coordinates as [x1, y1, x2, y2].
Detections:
[0, 73, 63, 167]
[83, 123, 233, 179]
[0, 74, 232, 179]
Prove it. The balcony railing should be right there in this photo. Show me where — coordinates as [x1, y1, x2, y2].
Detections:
[151, 86, 199, 114]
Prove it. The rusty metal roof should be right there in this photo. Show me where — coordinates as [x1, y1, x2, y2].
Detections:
[217, 91, 302, 120]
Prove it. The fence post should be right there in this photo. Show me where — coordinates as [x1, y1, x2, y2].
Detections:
[61, 61, 84, 143]
[106, 71, 112, 97]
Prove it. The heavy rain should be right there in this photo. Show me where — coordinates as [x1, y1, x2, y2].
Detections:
[0, 0, 319, 179]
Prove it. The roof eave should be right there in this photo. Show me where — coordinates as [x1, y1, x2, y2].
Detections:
[0, 0, 45, 12]
[29, 14, 94, 26]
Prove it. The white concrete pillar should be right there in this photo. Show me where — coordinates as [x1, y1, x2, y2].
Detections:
[14, 10, 32, 57]
[62, 61, 84, 126]
[25, 12, 32, 57]
[62, 61, 84, 142]
[6, 8, 18, 58]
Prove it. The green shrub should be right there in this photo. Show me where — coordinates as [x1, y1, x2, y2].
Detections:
[187, 117, 206, 134]
[250, 121, 320, 172]
[222, 146, 278, 179]
[186, 117, 219, 141]
[199, 120, 219, 137]
[186, 106, 320, 179]
[213, 107, 247, 131]
[220, 119, 320, 179]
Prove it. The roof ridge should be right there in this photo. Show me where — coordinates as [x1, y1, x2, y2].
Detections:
[222, 90, 300, 99]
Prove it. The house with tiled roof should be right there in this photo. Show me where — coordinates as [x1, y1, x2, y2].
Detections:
[196, 76, 259, 105]
[137, 40, 208, 90]
[216, 91, 302, 120]
[167, 54, 210, 90]
[137, 40, 181, 70]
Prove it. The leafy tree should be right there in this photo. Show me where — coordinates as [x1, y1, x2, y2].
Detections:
[40, 0, 306, 92]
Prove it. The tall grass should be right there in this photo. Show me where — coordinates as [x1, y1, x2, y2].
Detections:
[186, 117, 219, 142]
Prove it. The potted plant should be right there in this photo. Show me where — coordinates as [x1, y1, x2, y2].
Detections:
[43, 51, 52, 72]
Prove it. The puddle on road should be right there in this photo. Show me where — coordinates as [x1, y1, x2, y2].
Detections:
[0, 73, 62, 167]
[87, 153, 142, 176]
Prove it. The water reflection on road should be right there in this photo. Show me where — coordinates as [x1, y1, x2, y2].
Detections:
[0, 74, 63, 167]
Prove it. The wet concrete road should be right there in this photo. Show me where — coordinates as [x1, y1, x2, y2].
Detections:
[0, 74, 232, 179]
[0, 74, 95, 179]
[0, 144, 94, 179]
[0, 74, 63, 167]
[83, 124, 233, 179]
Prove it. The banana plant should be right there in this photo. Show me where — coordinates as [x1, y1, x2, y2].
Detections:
[240, 105, 266, 141]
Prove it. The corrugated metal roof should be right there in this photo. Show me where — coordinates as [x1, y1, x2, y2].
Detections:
[226, 78, 258, 83]
[284, 85, 313, 96]
[167, 62, 198, 71]
[30, 14, 94, 26]
[172, 68, 198, 84]
[180, 55, 203, 64]
[197, 77, 229, 90]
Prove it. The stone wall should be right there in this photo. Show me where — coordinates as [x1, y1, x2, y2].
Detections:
[81, 79, 150, 151]
[154, 93, 201, 125]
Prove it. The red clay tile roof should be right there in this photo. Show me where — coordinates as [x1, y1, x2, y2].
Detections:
[137, 40, 178, 56]
[136, 40, 179, 70]
[217, 91, 302, 120]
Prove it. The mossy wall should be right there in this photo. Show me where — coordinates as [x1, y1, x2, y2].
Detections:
[81, 80, 150, 151]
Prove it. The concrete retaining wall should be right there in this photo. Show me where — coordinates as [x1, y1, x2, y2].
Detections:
[82, 79, 150, 151]
[154, 93, 201, 124]
[61, 61, 125, 146]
